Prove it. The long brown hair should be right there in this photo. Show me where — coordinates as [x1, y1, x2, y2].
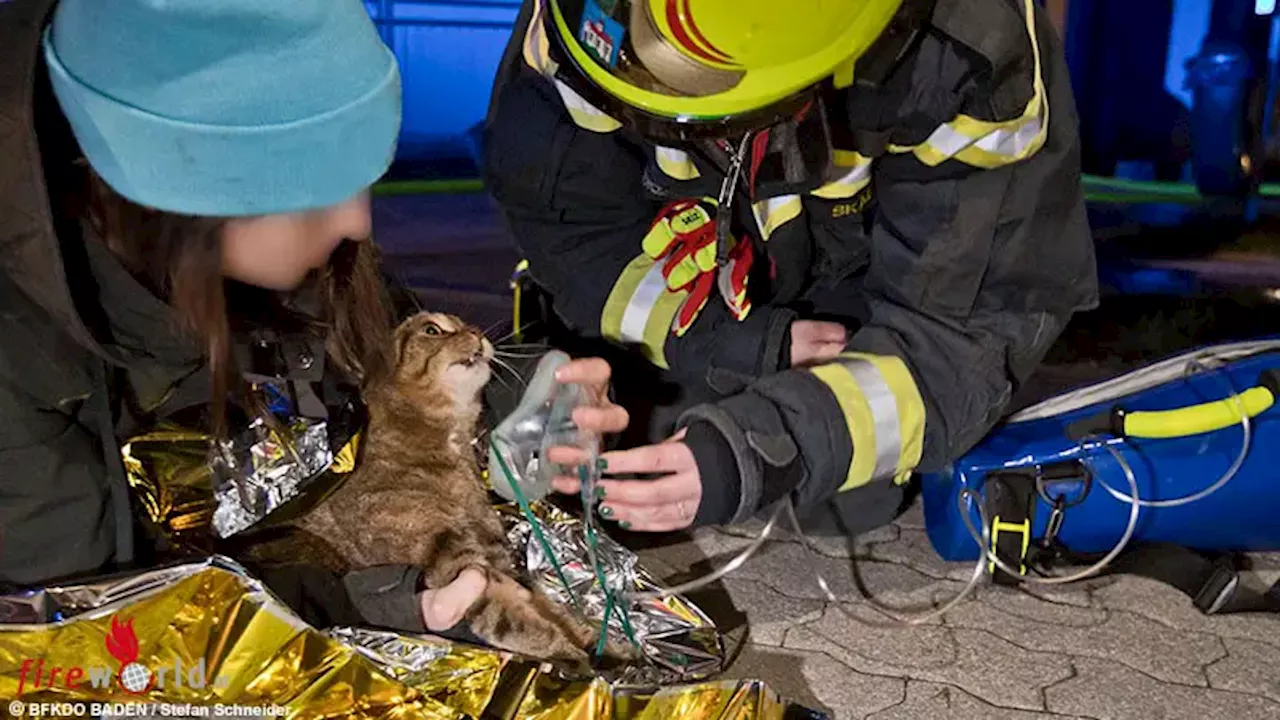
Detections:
[85, 172, 395, 434]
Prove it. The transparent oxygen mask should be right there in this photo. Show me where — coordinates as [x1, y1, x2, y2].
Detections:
[487, 350, 601, 504]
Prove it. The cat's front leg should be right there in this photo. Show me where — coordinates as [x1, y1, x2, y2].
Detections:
[420, 565, 488, 631]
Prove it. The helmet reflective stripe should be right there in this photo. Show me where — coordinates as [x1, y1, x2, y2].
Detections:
[652, 0, 737, 67]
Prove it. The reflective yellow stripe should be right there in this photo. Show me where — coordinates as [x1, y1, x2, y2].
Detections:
[810, 363, 878, 490]
[905, 0, 1048, 169]
[330, 432, 361, 474]
[522, 0, 554, 76]
[601, 255, 687, 369]
[522, 0, 621, 133]
[655, 146, 701, 180]
[810, 353, 927, 491]
[847, 353, 926, 484]
[552, 79, 622, 134]
[811, 155, 873, 200]
[751, 194, 802, 240]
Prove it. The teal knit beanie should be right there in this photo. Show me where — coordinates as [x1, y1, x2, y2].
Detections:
[43, 0, 402, 217]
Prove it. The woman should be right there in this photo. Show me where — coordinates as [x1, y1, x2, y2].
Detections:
[0, 0, 625, 634]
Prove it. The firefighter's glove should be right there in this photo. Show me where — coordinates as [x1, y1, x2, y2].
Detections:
[641, 198, 754, 337]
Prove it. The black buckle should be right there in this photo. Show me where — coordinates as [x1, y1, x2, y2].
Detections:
[1193, 562, 1240, 615]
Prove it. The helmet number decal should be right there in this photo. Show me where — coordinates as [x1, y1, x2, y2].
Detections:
[580, 0, 626, 68]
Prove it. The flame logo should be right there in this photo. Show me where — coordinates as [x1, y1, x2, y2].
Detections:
[105, 616, 140, 666]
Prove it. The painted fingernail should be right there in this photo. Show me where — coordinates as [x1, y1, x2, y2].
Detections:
[599, 505, 614, 518]
[597, 458, 609, 471]
[594, 486, 606, 499]
[619, 521, 632, 529]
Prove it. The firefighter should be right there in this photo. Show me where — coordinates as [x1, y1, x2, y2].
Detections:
[484, 0, 1098, 532]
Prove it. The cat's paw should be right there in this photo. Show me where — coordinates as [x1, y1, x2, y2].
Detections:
[421, 568, 488, 631]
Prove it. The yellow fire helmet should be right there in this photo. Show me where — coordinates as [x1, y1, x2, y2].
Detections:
[543, 0, 919, 139]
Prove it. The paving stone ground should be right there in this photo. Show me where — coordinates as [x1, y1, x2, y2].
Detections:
[632, 499, 1280, 720]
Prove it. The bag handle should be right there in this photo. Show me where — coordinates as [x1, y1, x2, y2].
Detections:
[1121, 385, 1273, 439]
[1066, 370, 1279, 441]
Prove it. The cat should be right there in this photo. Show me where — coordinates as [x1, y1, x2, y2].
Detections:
[256, 312, 615, 666]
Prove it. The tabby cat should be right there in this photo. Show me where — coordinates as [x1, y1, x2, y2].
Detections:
[280, 312, 612, 665]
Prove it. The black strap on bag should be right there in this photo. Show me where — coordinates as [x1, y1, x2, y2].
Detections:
[983, 472, 1037, 586]
[1045, 543, 1280, 615]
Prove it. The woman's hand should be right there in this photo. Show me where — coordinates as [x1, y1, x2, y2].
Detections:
[552, 430, 702, 532]
[542, 356, 629, 469]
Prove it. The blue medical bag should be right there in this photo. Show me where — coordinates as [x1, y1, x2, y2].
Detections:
[923, 340, 1280, 563]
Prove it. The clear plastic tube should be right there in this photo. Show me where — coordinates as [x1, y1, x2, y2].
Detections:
[783, 497, 989, 626]
[626, 504, 783, 602]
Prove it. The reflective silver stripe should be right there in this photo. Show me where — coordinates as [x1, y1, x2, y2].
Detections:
[655, 146, 699, 180]
[552, 79, 621, 133]
[922, 124, 975, 158]
[812, 161, 873, 199]
[839, 357, 901, 481]
[975, 114, 1043, 156]
[619, 261, 668, 344]
[751, 194, 801, 240]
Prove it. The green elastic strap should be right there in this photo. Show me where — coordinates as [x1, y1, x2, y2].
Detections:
[578, 465, 641, 653]
[489, 438, 581, 612]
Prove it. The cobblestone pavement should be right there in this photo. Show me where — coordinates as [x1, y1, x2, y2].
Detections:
[633, 501, 1280, 720]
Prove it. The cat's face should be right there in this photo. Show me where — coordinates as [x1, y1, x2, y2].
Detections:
[392, 312, 493, 410]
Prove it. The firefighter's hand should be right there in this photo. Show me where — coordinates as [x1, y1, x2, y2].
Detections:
[790, 320, 848, 367]
[552, 430, 701, 532]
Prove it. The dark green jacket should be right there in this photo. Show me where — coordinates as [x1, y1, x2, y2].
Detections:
[485, 0, 1099, 524]
[0, 0, 425, 632]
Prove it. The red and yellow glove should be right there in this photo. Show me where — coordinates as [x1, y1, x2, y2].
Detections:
[641, 198, 753, 337]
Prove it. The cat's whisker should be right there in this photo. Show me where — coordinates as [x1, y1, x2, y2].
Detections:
[495, 343, 553, 350]
[393, 271, 425, 312]
[488, 321, 539, 347]
[490, 356, 528, 389]
[489, 371, 514, 394]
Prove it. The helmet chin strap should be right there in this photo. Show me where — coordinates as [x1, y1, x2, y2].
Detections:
[714, 132, 753, 268]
